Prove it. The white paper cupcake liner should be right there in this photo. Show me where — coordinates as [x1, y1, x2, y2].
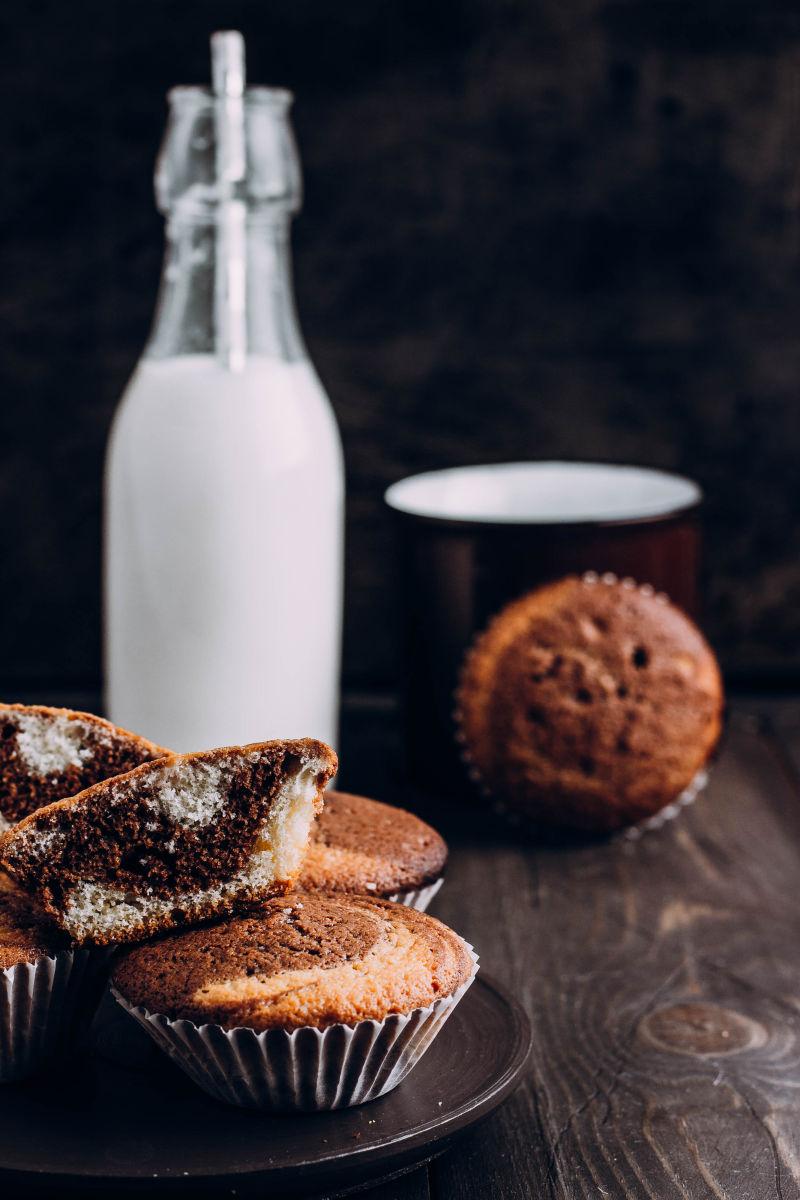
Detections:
[0, 947, 105, 1082]
[111, 943, 478, 1111]
[622, 769, 709, 841]
[483, 769, 710, 840]
[386, 877, 444, 912]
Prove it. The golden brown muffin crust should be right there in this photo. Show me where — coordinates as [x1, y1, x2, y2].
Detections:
[457, 575, 724, 832]
[0, 871, 67, 969]
[112, 894, 473, 1031]
[0, 702, 166, 825]
[298, 792, 447, 895]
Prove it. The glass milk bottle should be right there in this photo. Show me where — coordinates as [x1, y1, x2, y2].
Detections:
[104, 33, 344, 751]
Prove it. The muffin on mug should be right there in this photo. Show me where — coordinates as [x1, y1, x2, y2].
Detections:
[456, 574, 723, 834]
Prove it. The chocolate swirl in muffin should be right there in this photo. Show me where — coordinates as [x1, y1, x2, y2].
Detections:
[1, 740, 337, 945]
[0, 703, 166, 828]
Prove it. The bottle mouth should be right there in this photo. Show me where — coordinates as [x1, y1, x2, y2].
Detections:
[157, 40, 301, 220]
[168, 85, 293, 110]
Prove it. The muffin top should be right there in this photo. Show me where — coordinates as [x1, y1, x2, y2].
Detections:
[0, 702, 166, 827]
[456, 574, 723, 832]
[298, 791, 447, 896]
[0, 871, 67, 970]
[112, 893, 474, 1031]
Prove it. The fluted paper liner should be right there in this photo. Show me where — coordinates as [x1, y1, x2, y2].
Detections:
[623, 769, 708, 841]
[0, 947, 105, 1082]
[112, 943, 478, 1111]
[387, 877, 444, 912]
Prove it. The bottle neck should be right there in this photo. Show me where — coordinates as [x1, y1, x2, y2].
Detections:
[145, 212, 306, 365]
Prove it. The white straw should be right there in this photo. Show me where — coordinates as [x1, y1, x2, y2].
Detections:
[211, 30, 247, 372]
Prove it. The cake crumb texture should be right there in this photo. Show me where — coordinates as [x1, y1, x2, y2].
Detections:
[0, 703, 167, 825]
[112, 893, 473, 1031]
[0, 739, 337, 945]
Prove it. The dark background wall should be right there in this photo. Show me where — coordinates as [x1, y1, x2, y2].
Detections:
[1, 0, 798, 698]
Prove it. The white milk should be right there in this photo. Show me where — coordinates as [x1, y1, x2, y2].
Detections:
[105, 354, 344, 751]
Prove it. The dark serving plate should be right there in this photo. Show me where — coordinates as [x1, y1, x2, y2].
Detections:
[0, 973, 531, 1199]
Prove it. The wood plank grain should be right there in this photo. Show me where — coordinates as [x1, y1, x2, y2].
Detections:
[425, 713, 800, 1199]
[762, 697, 800, 784]
[430, 1088, 557, 1200]
[336, 1165, 431, 1200]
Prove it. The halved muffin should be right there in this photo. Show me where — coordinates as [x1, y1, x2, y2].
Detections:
[0, 740, 336, 945]
[0, 702, 166, 828]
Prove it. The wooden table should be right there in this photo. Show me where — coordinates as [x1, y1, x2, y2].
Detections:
[338, 695, 800, 1200]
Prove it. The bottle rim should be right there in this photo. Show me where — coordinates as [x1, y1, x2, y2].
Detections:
[168, 85, 293, 110]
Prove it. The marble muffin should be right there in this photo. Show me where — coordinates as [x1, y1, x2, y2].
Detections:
[112, 893, 474, 1031]
[297, 791, 447, 904]
[1, 740, 337, 945]
[456, 574, 724, 833]
[0, 703, 166, 828]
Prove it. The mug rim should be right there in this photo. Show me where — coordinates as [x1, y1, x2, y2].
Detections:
[384, 461, 702, 530]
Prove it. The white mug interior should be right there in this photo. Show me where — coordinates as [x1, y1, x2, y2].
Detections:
[384, 461, 701, 526]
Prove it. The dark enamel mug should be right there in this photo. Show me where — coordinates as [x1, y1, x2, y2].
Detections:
[385, 461, 702, 790]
